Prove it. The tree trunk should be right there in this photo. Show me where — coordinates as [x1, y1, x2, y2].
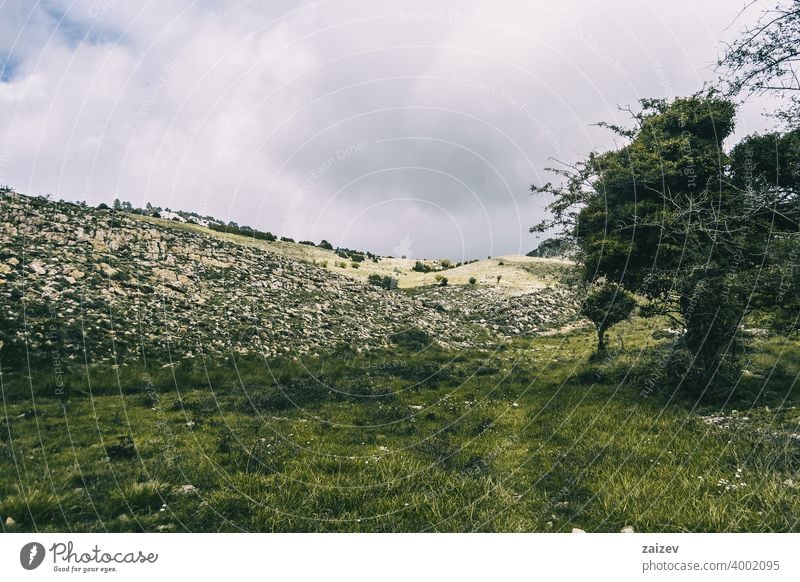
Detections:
[597, 327, 606, 353]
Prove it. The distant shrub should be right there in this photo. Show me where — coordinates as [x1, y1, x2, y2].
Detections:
[368, 274, 396, 290]
[319, 240, 334, 250]
[440, 258, 453, 269]
[412, 261, 434, 273]
[320, 260, 328, 268]
[350, 262, 360, 269]
[439, 276, 448, 287]
[336, 261, 348, 268]
[280, 236, 295, 243]
[469, 277, 477, 285]
[207, 223, 275, 241]
[299, 240, 316, 246]
[96, 203, 110, 210]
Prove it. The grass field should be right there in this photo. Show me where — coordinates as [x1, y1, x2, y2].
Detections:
[2, 316, 798, 532]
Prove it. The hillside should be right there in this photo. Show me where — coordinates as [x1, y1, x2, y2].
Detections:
[0, 192, 579, 365]
[2, 191, 800, 534]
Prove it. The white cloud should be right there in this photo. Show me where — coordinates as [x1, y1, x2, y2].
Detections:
[0, 0, 779, 258]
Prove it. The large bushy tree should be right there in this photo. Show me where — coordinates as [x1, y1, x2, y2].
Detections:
[533, 96, 799, 394]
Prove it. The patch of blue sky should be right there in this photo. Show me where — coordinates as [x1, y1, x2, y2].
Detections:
[0, 55, 19, 82]
[42, 4, 126, 49]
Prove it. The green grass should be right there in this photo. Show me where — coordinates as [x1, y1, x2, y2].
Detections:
[1, 318, 798, 532]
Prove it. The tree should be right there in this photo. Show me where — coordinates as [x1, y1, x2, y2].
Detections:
[532, 95, 799, 394]
[581, 281, 636, 354]
[718, 1, 800, 124]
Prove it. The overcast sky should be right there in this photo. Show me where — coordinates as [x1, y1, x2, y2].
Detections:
[0, 0, 778, 259]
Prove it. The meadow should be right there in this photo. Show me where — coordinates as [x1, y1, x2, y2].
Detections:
[2, 316, 798, 532]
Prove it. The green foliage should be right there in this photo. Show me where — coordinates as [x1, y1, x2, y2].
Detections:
[208, 222, 276, 241]
[367, 273, 396, 290]
[412, 261, 435, 273]
[581, 281, 636, 353]
[318, 240, 334, 250]
[468, 277, 477, 285]
[533, 96, 800, 395]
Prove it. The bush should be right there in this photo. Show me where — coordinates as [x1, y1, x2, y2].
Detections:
[412, 261, 434, 273]
[350, 262, 360, 269]
[468, 277, 477, 285]
[439, 276, 448, 287]
[367, 274, 396, 290]
[280, 237, 295, 243]
[319, 240, 334, 250]
[299, 240, 316, 246]
[581, 281, 636, 354]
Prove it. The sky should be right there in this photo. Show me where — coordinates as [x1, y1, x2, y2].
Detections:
[0, 0, 780, 260]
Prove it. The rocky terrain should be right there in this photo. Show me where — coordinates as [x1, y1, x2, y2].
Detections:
[0, 190, 580, 366]
[414, 284, 580, 339]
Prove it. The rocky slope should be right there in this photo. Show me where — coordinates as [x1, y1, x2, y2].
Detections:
[0, 191, 579, 366]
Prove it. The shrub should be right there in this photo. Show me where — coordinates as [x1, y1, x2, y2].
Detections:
[350, 262, 360, 269]
[299, 240, 316, 246]
[319, 240, 334, 250]
[469, 277, 477, 285]
[439, 276, 448, 287]
[412, 261, 434, 273]
[367, 274, 396, 290]
[280, 236, 295, 243]
[581, 281, 636, 355]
